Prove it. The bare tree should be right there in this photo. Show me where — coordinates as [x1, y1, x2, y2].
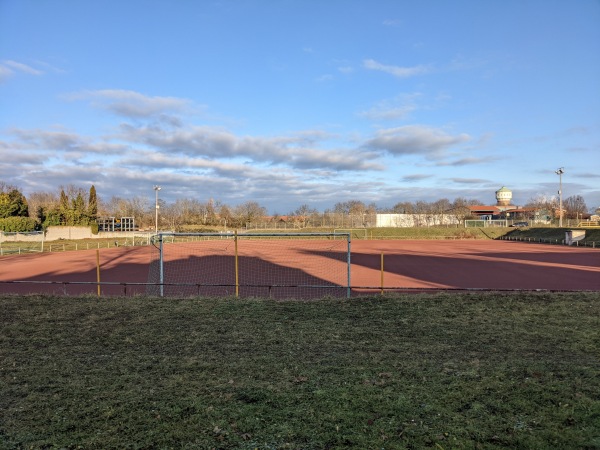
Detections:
[161, 201, 183, 231]
[451, 198, 478, 224]
[234, 201, 267, 227]
[563, 195, 587, 219]
[27, 191, 58, 220]
[219, 204, 234, 228]
[392, 202, 414, 214]
[205, 198, 218, 225]
[173, 198, 205, 225]
[102, 196, 151, 226]
[525, 194, 555, 210]
[413, 201, 431, 226]
[525, 194, 559, 223]
[0, 181, 19, 194]
[431, 198, 451, 225]
[290, 204, 318, 228]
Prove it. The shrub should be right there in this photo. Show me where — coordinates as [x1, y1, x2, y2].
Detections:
[0, 216, 37, 232]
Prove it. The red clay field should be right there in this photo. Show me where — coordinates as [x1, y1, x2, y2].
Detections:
[0, 239, 599, 297]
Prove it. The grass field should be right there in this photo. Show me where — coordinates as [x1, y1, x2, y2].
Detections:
[506, 228, 600, 246]
[244, 226, 510, 240]
[1, 293, 599, 449]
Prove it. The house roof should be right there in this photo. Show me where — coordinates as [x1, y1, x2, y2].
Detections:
[504, 207, 537, 213]
[468, 205, 501, 213]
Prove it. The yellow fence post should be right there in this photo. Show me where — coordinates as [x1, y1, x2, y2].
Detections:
[380, 252, 384, 295]
[96, 249, 101, 297]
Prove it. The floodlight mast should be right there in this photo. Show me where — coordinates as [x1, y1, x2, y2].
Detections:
[555, 168, 564, 227]
[154, 185, 161, 233]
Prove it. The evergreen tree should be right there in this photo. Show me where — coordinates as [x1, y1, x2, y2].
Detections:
[88, 185, 98, 222]
[59, 189, 69, 224]
[0, 188, 29, 218]
[72, 192, 86, 225]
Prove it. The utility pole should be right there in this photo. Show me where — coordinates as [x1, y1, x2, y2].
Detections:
[154, 185, 161, 233]
[555, 168, 564, 227]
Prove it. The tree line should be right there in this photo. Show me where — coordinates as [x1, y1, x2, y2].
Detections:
[0, 182, 99, 232]
[0, 180, 594, 232]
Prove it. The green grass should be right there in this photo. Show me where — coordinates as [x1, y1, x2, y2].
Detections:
[1, 293, 599, 449]
[506, 227, 600, 245]
[243, 227, 510, 240]
[0, 237, 146, 255]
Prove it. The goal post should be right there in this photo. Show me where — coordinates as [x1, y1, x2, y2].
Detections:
[147, 232, 351, 299]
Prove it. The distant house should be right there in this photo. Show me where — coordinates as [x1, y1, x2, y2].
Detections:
[467, 205, 502, 220]
[263, 215, 308, 227]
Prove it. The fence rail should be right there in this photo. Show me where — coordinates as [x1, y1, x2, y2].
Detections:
[1, 280, 593, 298]
[499, 235, 598, 248]
[577, 221, 600, 227]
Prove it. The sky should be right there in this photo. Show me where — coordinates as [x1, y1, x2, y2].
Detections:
[1, 0, 599, 214]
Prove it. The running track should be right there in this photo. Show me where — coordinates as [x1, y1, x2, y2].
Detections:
[0, 240, 598, 296]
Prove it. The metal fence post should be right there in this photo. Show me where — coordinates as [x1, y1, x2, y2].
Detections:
[159, 234, 164, 297]
[347, 233, 351, 298]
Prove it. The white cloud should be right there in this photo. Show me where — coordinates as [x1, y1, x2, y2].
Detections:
[449, 178, 489, 184]
[360, 105, 415, 121]
[402, 174, 433, 182]
[2, 60, 43, 75]
[8, 128, 128, 154]
[316, 74, 334, 82]
[382, 19, 402, 27]
[359, 94, 420, 121]
[437, 156, 498, 166]
[364, 125, 470, 159]
[65, 89, 193, 118]
[0, 146, 45, 165]
[0, 59, 46, 82]
[118, 150, 265, 176]
[0, 65, 13, 83]
[118, 123, 381, 171]
[32, 59, 67, 74]
[363, 59, 430, 78]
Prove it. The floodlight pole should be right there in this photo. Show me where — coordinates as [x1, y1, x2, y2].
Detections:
[154, 185, 161, 233]
[555, 168, 564, 228]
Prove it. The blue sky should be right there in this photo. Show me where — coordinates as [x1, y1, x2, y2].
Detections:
[1, 0, 599, 214]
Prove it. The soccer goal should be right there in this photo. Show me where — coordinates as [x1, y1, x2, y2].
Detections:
[0, 231, 45, 255]
[147, 232, 351, 299]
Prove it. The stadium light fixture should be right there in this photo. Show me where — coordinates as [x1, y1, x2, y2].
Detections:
[154, 185, 161, 233]
[555, 168, 564, 227]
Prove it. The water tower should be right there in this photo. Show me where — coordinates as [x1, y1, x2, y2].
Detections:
[495, 186, 512, 207]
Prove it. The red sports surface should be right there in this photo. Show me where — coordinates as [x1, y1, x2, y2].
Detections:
[0, 240, 598, 296]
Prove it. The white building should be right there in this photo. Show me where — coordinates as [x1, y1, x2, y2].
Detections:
[376, 213, 459, 227]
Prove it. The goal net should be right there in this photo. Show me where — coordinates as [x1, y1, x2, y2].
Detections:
[0, 231, 45, 255]
[147, 232, 351, 299]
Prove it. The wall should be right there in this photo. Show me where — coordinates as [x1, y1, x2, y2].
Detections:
[375, 214, 460, 227]
[44, 226, 151, 241]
